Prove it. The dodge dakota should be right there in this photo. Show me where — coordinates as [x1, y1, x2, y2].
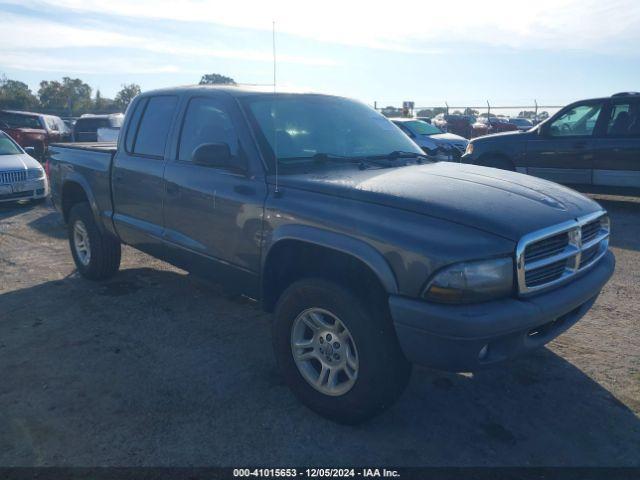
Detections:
[48, 86, 615, 424]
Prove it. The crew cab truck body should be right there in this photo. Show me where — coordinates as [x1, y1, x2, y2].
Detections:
[48, 86, 615, 424]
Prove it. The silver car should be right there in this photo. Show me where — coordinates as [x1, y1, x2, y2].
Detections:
[391, 118, 469, 161]
[0, 131, 49, 203]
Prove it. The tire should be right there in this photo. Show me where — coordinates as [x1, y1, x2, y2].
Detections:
[272, 278, 412, 424]
[68, 202, 121, 280]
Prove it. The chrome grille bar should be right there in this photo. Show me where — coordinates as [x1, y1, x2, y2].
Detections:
[0, 170, 27, 184]
[516, 211, 610, 295]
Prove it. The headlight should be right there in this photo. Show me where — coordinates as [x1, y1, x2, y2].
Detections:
[465, 143, 474, 155]
[27, 167, 45, 180]
[422, 257, 514, 304]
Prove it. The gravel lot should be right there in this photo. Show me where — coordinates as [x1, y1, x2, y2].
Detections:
[1, 187, 639, 467]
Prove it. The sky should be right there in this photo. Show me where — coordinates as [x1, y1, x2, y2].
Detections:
[1, 0, 639, 112]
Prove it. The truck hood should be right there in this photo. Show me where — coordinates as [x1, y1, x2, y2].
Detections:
[471, 129, 535, 143]
[0, 153, 40, 171]
[277, 162, 602, 241]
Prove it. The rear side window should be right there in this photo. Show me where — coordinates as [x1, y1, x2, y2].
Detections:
[131, 96, 178, 157]
[607, 101, 640, 138]
[0, 112, 42, 129]
[125, 99, 147, 152]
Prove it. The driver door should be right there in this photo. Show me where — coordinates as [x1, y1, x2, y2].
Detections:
[525, 101, 606, 185]
[162, 94, 266, 296]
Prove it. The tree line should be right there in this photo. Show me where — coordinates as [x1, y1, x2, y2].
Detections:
[0, 75, 142, 117]
[0, 72, 237, 118]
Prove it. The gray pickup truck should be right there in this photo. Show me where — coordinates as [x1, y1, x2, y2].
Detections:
[48, 86, 615, 424]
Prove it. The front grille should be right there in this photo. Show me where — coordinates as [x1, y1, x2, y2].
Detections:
[581, 220, 601, 244]
[524, 231, 569, 263]
[525, 259, 568, 287]
[580, 244, 600, 268]
[0, 170, 27, 184]
[516, 212, 610, 295]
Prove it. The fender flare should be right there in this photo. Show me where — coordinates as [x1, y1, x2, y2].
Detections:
[60, 173, 104, 232]
[264, 224, 398, 295]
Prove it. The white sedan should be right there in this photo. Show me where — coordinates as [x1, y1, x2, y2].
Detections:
[0, 131, 49, 203]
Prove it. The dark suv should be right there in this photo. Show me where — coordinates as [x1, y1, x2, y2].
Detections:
[461, 93, 640, 187]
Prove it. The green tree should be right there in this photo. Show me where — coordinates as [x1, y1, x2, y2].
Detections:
[114, 83, 141, 111]
[0, 76, 39, 110]
[463, 108, 479, 116]
[94, 89, 105, 111]
[38, 77, 92, 115]
[199, 73, 236, 85]
[93, 89, 119, 113]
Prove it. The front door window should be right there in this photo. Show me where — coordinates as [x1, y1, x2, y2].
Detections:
[549, 103, 603, 137]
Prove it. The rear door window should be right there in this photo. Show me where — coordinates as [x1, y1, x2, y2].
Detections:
[132, 96, 178, 157]
[125, 99, 147, 152]
[606, 101, 640, 138]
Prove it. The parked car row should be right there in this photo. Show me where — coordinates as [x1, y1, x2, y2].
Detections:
[471, 116, 519, 137]
[390, 118, 468, 160]
[74, 113, 124, 142]
[0, 110, 71, 158]
[0, 110, 124, 159]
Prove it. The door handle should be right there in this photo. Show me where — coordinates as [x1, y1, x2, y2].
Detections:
[166, 183, 179, 195]
[113, 172, 124, 181]
[573, 142, 587, 149]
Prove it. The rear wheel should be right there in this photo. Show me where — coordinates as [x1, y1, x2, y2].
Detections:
[272, 278, 412, 424]
[68, 202, 121, 280]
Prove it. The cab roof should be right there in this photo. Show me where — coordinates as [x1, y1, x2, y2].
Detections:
[138, 84, 339, 99]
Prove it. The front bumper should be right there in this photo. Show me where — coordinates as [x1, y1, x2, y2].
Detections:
[0, 178, 49, 203]
[390, 250, 615, 372]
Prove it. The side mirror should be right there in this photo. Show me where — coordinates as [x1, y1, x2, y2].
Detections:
[24, 146, 36, 157]
[191, 143, 240, 171]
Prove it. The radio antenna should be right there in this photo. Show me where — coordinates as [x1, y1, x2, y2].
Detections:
[272, 20, 279, 195]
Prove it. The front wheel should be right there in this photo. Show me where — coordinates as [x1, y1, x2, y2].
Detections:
[272, 278, 412, 424]
[68, 202, 121, 280]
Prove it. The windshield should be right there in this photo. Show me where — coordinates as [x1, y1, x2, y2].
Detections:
[0, 133, 22, 155]
[510, 118, 532, 126]
[0, 112, 42, 129]
[241, 94, 423, 169]
[402, 120, 442, 136]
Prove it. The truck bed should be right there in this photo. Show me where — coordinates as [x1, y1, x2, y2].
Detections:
[48, 142, 117, 222]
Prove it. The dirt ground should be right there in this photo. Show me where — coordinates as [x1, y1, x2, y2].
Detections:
[0, 186, 639, 467]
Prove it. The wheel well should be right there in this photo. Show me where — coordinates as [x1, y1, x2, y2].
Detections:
[262, 240, 389, 313]
[477, 152, 515, 171]
[61, 181, 89, 223]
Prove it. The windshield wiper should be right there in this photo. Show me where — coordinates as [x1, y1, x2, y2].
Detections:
[279, 153, 395, 170]
[367, 151, 430, 163]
